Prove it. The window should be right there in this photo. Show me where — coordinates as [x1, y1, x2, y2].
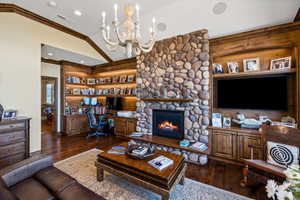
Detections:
[46, 83, 54, 105]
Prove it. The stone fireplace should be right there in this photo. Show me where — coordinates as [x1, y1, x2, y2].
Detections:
[153, 109, 184, 140]
[135, 29, 210, 164]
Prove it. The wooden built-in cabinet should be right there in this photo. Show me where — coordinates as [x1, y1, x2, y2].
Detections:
[62, 115, 89, 136]
[114, 117, 137, 137]
[0, 118, 30, 169]
[210, 126, 263, 164]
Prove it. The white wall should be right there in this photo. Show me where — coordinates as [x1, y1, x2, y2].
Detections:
[0, 13, 104, 153]
[41, 62, 61, 132]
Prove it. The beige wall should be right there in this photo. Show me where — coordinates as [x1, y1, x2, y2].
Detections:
[0, 13, 104, 153]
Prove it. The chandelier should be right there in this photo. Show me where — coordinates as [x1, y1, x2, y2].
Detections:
[101, 4, 156, 58]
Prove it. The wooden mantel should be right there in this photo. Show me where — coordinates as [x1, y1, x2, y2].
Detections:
[140, 98, 193, 102]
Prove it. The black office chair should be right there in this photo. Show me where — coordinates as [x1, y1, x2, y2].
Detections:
[86, 109, 108, 139]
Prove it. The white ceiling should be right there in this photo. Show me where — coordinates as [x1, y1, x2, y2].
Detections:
[2, 0, 300, 63]
[41, 44, 105, 66]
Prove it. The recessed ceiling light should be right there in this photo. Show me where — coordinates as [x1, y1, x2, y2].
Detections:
[213, 2, 227, 15]
[47, 1, 57, 8]
[74, 10, 82, 16]
[157, 22, 167, 32]
[48, 52, 53, 56]
[80, 60, 85, 64]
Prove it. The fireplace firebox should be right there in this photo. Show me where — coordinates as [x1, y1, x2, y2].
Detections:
[152, 109, 184, 140]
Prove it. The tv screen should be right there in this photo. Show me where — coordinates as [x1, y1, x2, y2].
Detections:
[106, 97, 123, 110]
[217, 76, 288, 110]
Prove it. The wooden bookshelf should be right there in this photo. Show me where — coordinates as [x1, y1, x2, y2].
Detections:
[213, 68, 296, 79]
[141, 98, 193, 102]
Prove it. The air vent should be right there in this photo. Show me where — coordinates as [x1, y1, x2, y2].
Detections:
[57, 14, 67, 20]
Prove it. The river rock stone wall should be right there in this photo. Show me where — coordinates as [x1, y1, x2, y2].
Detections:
[135, 29, 210, 164]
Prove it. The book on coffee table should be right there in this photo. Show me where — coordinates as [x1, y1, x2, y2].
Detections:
[148, 155, 174, 171]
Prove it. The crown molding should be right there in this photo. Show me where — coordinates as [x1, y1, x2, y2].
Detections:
[41, 57, 93, 68]
[210, 21, 300, 45]
[0, 3, 113, 63]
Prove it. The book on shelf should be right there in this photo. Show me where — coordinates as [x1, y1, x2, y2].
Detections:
[189, 142, 208, 152]
[130, 132, 144, 137]
[148, 156, 174, 171]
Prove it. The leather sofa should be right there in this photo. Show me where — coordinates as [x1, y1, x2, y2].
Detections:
[0, 155, 105, 200]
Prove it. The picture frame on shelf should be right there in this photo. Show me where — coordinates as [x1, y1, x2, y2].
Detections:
[73, 88, 81, 95]
[87, 78, 96, 85]
[119, 75, 127, 83]
[112, 76, 119, 83]
[2, 110, 17, 120]
[270, 56, 292, 71]
[243, 58, 260, 72]
[212, 113, 222, 128]
[127, 75, 135, 82]
[126, 88, 132, 95]
[223, 117, 231, 128]
[213, 63, 224, 74]
[120, 88, 125, 95]
[227, 62, 239, 73]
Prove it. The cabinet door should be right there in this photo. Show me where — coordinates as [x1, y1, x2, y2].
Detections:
[212, 130, 237, 160]
[115, 118, 126, 136]
[238, 134, 263, 161]
[126, 119, 136, 136]
[80, 116, 89, 133]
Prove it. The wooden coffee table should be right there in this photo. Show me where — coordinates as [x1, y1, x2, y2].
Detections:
[95, 142, 186, 200]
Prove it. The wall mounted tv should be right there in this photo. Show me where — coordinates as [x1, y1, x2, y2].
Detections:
[106, 97, 123, 110]
[216, 75, 288, 111]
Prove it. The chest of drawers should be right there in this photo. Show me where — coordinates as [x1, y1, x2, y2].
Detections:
[0, 118, 30, 168]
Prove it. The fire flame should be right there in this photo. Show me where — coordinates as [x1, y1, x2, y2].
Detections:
[159, 121, 178, 130]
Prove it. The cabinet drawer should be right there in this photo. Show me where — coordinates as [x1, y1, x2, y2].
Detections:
[0, 123, 25, 131]
[0, 142, 25, 159]
[0, 131, 25, 146]
[0, 153, 25, 169]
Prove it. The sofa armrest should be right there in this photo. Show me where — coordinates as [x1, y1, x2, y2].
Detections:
[0, 154, 53, 187]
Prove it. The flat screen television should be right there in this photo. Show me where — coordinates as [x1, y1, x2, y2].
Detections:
[216, 75, 288, 111]
[106, 97, 123, 110]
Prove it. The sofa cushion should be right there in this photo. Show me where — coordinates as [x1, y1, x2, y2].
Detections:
[9, 178, 55, 200]
[34, 166, 76, 195]
[1, 155, 53, 187]
[0, 186, 18, 200]
[57, 183, 105, 200]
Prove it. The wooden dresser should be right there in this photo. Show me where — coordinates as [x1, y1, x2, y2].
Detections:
[209, 126, 263, 165]
[62, 115, 90, 136]
[0, 117, 30, 168]
[113, 116, 137, 137]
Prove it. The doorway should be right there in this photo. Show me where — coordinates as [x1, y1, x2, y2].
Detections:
[41, 76, 58, 133]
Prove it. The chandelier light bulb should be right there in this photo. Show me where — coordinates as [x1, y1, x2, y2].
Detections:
[114, 4, 118, 21]
[102, 11, 106, 26]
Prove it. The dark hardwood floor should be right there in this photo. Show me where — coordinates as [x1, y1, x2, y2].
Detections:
[41, 126, 264, 199]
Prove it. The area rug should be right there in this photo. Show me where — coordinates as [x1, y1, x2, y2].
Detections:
[54, 149, 253, 200]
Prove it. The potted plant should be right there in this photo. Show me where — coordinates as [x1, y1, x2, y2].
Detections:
[266, 164, 300, 200]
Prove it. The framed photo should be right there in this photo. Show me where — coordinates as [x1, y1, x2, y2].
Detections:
[2, 110, 17, 119]
[112, 76, 119, 83]
[227, 62, 239, 73]
[212, 113, 222, 128]
[87, 78, 96, 85]
[213, 63, 224, 74]
[119, 75, 127, 83]
[73, 88, 81, 95]
[243, 58, 260, 72]
[127, 75, 135, 82]
[270, 56, 292, 71]
[223, 117, 231, 128]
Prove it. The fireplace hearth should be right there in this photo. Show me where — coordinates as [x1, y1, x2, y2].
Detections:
[152, 109, 184, 140]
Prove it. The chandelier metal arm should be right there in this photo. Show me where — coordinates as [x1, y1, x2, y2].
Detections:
[101, 27, 119, 47]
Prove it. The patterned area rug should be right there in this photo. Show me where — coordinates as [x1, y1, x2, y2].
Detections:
[54, 149, 253, 200]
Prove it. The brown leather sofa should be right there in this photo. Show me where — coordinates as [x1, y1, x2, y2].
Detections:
[0, 155, 106, 200]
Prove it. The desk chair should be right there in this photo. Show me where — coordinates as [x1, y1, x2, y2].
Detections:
[86, 109, 108, 139]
